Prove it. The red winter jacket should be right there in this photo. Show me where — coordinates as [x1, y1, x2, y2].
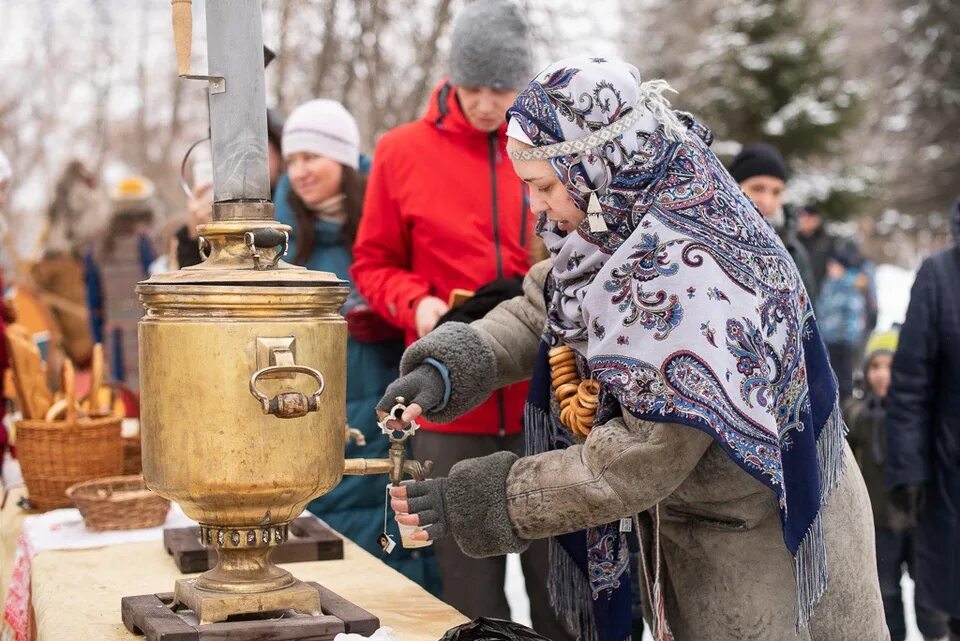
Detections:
[352, 81, 533, 436]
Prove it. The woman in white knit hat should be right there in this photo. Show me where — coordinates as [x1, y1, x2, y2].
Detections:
[273, 99, 441, 595]
[277, 99, 365, 267]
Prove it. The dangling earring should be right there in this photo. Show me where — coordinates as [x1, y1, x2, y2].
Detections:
[586, 190, 608, 233]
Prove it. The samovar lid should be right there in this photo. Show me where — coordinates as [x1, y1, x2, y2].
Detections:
[140, 219, 347, 288]
[142, 261, 345, 287]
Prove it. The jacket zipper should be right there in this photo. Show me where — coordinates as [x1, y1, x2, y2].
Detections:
[488, 132, 504, 279]
[488, 132, 506, 436]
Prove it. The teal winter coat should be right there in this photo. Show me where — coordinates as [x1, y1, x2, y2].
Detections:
[274, 175, 440, 595]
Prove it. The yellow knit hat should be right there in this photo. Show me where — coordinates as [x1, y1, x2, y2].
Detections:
[865, 329, 899, 359]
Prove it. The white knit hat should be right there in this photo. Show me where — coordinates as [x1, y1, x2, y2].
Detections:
[282, 100, 360, 170]
[0, 149, 11, 184]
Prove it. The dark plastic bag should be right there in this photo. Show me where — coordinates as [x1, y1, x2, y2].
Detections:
[439, 617, 553, 641]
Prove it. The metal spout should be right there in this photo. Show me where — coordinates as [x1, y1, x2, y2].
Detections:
[343, 443, 433, 485]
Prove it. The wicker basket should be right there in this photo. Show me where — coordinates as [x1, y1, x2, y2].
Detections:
[66, 475, 170, 531]
[122, 436, 142, 475]
[15, 415, 124, 511]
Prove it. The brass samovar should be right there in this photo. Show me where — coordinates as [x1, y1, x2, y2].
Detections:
[137, 0, 427, 624]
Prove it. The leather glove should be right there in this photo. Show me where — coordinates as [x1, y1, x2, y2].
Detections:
[889, 484, 926, 530]
[377, 364, 446, 416]
[403, 477, 449, 541]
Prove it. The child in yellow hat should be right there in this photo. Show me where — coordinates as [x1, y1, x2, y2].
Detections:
[844, 328, 949, 641]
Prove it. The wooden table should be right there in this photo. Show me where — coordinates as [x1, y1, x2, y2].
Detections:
[2, 486, 468, 641]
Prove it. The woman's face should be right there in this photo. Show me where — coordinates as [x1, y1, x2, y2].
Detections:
[286, 152, 343, 207]
[508, 143, 586, 233]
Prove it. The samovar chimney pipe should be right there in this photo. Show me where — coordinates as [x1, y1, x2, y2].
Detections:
[173, 0, 272, 211]
[205, 0, 271, 206]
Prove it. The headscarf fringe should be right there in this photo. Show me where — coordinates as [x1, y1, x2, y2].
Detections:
[794, 398, 847, 630]
[530, 401, 631, 641]
[524, 402, 554, 457]
[637, 79, 686, 142]
[549, 536, 601, 641]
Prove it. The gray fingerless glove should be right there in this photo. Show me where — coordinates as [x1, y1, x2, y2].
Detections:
[399, 322, 498, 423]
[404, 451, 528, 558]
[404, 477, 450, 540]
[377, 364, 446, 415]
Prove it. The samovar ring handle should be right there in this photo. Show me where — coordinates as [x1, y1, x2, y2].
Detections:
[249, 365, 325, 419]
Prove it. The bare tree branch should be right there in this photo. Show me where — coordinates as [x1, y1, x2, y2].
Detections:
[312, 0, 343, 97]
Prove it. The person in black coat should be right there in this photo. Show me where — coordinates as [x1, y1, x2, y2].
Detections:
[798, 204, 835, 295]
[886, 200, 960, 638]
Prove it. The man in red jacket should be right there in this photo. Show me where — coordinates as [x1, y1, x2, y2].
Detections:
[352, 3, 569, 638]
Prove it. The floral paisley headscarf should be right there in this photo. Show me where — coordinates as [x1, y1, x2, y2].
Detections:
[508, 57, 844, 635]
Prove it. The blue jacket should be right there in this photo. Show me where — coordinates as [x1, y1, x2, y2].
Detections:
[274, 175, 440, 594]
[816, 270, 865, 346]
[886, 245, 960, 617]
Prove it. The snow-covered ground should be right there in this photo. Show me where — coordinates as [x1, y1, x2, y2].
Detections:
[504, 553, 650, 640]
[874, 263, 916, 331]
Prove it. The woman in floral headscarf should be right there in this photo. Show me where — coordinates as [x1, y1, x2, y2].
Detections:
[381, 58, 886, 641]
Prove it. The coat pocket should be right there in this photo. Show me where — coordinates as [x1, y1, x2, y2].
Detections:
[664, 505, 748, 531]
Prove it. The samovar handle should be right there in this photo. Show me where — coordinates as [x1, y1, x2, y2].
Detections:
[249, 365, 325, 419]
[245, 230, 289, 270]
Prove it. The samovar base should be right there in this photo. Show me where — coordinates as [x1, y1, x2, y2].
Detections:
[174, 577, 322, 624]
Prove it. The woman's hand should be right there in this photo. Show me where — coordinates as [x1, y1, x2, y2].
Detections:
[389, 479, 448, 541]
[414, 296, 450, 337]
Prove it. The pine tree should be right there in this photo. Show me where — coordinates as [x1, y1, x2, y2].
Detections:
[687, 0, 861, 159]
[629, 0, 868, 218]
[887, 0, 960, 215]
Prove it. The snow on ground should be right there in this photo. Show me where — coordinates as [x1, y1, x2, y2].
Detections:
[874, 263, 916, 332]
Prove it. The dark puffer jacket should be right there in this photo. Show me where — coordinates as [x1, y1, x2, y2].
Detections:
[778, 206, 817, 300]
[844, 390, 913, 531]
[885, 202, 960, 617]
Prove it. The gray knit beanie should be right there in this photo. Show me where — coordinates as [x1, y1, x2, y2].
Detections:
[449, 0, 532, 91]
